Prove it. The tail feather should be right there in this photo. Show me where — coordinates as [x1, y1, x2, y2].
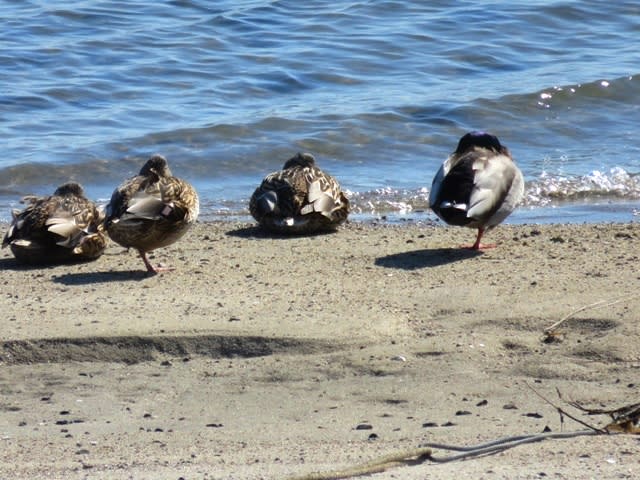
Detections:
[256, 190, 278, 215]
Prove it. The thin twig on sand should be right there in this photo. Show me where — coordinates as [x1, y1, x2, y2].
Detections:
[543, 293, 637, 336]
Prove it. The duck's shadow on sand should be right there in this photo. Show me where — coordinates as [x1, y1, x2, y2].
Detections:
[0, 257, 39, 271]
[375, 247, 482, 270]
[225, 225, 336, 239]
[52, 270, 151, 285]
[0, 257, 150, 284]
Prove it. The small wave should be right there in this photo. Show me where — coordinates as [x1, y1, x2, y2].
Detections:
[524, 167, 640, 206]
[534, 75, 639, 109]
[343, 167, 640, 218]
[345, 187, 430, 216]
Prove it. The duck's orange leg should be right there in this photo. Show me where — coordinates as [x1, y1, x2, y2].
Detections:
[138, 249, 174, 274]
[468, 228, 496, 250]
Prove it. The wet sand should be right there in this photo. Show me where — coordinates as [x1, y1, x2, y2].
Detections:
[1, 220, 639, 479]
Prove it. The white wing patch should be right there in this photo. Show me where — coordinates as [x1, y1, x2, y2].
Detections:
[304, 179, 337, 218]
[12, 239, 33, 247]
[300, 204, 314, 215]
[307, 180, 324, 203]
[125, 191, 166, 220]
[467, 154, 512, 221]
[46, 216, 82, 247]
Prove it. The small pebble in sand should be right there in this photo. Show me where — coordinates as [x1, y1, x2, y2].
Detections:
[355, 423, 373, 430]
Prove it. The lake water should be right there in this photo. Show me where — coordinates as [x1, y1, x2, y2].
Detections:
[2, 0, 640, 224]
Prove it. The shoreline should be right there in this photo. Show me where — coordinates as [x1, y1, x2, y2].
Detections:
[3, 195, 640, 226]
[1, 221, 639, 479]
[193, 197, 640, 226]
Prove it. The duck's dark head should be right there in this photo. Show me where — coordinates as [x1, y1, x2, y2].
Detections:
[140, 154, 172, 178]
[455, 131, 505, 155]
[283, 152, 316, 170]
[54, 182, 85, 197]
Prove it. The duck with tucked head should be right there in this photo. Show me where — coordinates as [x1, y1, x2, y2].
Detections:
[2, 182, 107, 264]
[104, 155, 199, 274]
[429, 132, 524, 250]
[250, 152, 349, 234]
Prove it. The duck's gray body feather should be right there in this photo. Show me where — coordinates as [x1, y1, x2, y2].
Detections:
[429, 132, 524, 248]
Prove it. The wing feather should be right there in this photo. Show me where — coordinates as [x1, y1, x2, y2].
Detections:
[467, 154, 514, 221]
[46, 216, 83, 246]
[124, 191, 166, 220]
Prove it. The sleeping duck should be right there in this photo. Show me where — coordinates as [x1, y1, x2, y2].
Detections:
[104, 154, 199, 274]
[429, 132, 524, 250]
[2, 182, 107, 264]
[249, 152, 349, 234]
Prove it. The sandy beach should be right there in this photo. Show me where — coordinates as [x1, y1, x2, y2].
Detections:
[1, 220, 639, 479]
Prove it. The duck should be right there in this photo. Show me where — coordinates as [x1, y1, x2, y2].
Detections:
[249, 152, 349, 234]
[2, 182, 107, 264]
[104, 154, 199, 274]
[429, 131, 524, 250]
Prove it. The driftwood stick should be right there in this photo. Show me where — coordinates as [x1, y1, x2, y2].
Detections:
[287, 430, 604, 480]
[525, 383, 607, 434]
[544, 294, 637, 334]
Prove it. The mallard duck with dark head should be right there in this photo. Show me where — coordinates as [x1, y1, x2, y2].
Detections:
[104, 155, 199, 273]
[2, 182, 107, 264]
[429, 132, 524, 250]
[250, 152, 349, 234]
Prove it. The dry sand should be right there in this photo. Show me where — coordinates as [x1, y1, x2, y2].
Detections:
[1, 220, 639, 479]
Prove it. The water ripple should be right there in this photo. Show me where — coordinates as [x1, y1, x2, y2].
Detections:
[1, 0, 640, 223]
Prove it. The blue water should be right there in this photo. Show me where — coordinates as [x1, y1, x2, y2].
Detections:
[2, 1, 640, 224]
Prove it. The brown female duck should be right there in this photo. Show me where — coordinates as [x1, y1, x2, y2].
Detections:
[2, 182, 107, 264]
[104, 155, 199, 273]
[250, 152, 349, 234]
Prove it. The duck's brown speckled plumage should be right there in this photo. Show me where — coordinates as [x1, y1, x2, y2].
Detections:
[104, 155, 199, 273]
[249, 153, 349, 234]
[2, 182, 107, 264]
[429, 132, 524, 250]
